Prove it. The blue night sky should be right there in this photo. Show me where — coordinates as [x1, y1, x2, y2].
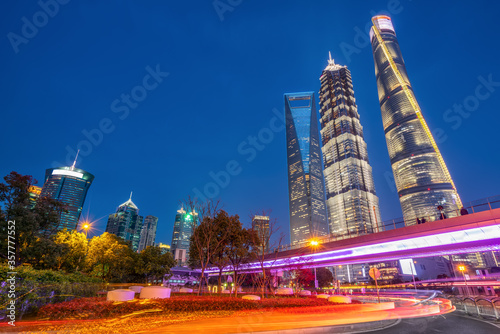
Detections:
[2, 0, 499, 244]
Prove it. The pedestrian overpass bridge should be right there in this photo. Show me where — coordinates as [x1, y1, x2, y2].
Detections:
[206, 207, 500, 274]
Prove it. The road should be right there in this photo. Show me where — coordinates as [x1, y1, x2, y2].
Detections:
[365, 313, 500, 334]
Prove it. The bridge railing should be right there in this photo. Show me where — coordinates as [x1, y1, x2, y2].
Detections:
[273, 195, 500, 254]
[445, 295, 500, 320]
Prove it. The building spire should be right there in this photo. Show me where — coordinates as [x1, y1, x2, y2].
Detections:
[129, 191, 133, 200]
[324, 51, 344, 71]
[71, 149, 80, 170]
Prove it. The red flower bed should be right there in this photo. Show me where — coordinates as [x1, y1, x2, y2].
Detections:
[38, 295, 353, 320]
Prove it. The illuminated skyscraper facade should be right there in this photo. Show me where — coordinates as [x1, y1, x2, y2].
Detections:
[285, 92, 329, 245]
[252, 215, 270, 254]
[138, 215, 158, 252]
[319, 55, 381, 237]
[106, 196, 144, 251]
[171, 208, 197, 266]
[370, 16, 461, 222]
[40, 166, 94, 230]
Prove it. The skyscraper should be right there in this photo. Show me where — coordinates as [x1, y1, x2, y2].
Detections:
[370, 16, 461, 222]
[40, 166, 94, 230]
[319, 54, 382, 237]
[252, 215, 270, 254]
[138, 215, 158, 252]
[285, 92, 329, 245]
[105, 194, 144, 251]
[170, 208, 197, 266]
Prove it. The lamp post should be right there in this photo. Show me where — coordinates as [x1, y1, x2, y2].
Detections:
[82, 223, 90, 238]
[458, 265, 469, 296]
[410, 260, 417, 293]
[309, 240, 319, 290]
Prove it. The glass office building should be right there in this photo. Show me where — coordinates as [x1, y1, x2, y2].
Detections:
[285, 92, 329, 245]
[138, 215, 158, 252]
[370, 16, 461, 222]
[106, 196, 144, 251]
[40, 166, 94, 230]
[171, 208, 197, 266]
[319, 55, 382, 237]
[252, 215, 270, 254]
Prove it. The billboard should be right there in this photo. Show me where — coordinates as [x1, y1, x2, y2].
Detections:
[400, 258, 417, 275]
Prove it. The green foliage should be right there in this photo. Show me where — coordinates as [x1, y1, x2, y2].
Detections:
[85, 232, 137, 282]
[0, 171, 66, 266]
[0, 264, 101, 320]
[138, 246, 176, 283]
[54, 229, 88, 272]
[316, 267, 334, 288]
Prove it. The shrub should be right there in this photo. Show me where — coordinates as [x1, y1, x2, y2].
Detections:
[38, 295, 354, 320]
[0, 264, 102, 320]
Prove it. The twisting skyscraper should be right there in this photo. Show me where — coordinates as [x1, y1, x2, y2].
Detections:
[319, 54, 381, 237]
[370, 16, 461, 222]
[285, 92, 329, 245]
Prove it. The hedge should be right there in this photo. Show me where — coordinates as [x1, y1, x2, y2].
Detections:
[0, 264, 102, 320]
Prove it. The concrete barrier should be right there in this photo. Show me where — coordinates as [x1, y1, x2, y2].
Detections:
[276, 288, 294, 296]
[316, 294, 330, 299]
[328, 295, 352, 303]
[360, 302, 395, 311]
[179, 287, 193, 293]
[140, 286, 171, 299]
[299, 290, 312, 296]
[107, 289, 135, 302]
[242, 295, 261, 300]
[128, 286, 144, 293]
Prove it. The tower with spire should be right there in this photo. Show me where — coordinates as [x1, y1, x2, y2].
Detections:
[105, 193, 144, 251]
[319, 53, 381, 237]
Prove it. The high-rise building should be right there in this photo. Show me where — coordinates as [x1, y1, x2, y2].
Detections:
[40, 166, 94, 230]
[319, 54, 382, 237]
[138, 215, 158, 252]
[370, 16, 461, 222]
[285, 92, 329, 246]
[171, 208, 197, 266]
[106, 194, 144, 251]
[252, 215, 270, 254]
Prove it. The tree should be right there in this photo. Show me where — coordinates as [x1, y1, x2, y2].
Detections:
[0, 171, 65, 266]
[224, 217, 256, 297]
[85, 232, 137, 282]
[53, 229, 88, 272]
[184, 197, 228, 295]
[248, 211, 285, 298]
[316, 267, 334, 288]
[139, 246, 176, 284]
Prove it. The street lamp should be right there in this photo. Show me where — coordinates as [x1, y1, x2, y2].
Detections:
[309, 239, 320, 289]
[81, 222, 91, 238]
[458, 265, 469, 296]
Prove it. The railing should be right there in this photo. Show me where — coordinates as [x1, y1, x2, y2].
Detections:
[273, 195, 500, 254]
[445, 295, 500, 320]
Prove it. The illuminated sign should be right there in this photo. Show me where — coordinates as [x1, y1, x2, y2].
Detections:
[52, 169, 84, 178]
[399, 258, 417, 275]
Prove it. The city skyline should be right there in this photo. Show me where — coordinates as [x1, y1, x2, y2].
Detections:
[2, 1, 500, 245]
